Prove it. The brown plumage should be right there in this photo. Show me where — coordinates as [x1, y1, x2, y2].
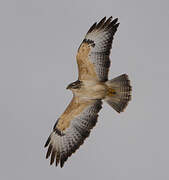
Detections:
[44, 16, 132, 167]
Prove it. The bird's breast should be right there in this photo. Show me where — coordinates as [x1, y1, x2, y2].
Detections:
[76, 81, 107, 100]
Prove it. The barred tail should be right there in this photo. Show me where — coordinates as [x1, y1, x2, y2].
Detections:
[104, 74, 132, 113]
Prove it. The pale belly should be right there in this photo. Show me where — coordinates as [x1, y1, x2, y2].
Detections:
[76, 81, 108, 100]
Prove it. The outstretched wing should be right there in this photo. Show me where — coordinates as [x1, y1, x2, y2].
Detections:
[44, 96, 102, 167]
[76, 16, 119, 82]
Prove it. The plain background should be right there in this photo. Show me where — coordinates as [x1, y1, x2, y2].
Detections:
[0, 0, 169, 179]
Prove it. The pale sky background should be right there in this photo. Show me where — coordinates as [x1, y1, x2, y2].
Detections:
[0, 0, 169, 180]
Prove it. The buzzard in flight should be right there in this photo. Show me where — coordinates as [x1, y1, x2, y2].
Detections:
[44, 16, 132, 167]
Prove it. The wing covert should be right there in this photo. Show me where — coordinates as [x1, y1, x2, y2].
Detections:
[44, 97, 102, 167]
[76, 16, 119, 82]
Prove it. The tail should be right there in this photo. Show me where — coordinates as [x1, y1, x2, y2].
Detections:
[104, 74, 132, 113]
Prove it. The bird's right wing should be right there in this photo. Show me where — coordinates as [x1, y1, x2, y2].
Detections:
[44, 96, 102, 167]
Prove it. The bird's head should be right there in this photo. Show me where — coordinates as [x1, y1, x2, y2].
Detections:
[66, 80, 82, 90]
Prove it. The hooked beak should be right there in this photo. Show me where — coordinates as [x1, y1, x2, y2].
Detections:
[66, 80, 81, 90]
[66, 84, 71, 89]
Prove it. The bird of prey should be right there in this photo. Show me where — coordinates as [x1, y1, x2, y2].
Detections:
[44, 16, 132, 167]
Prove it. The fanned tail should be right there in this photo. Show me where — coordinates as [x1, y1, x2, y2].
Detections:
[104, 74, 132, 113]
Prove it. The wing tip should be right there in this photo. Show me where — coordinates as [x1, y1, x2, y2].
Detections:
[87, 22, 97, 34]
[87, 16, 119, 34]
[46, 144, 53, 159]
[44, 136, 51, 148]
[50, 150, 56, 165]
[44, 100, 103, 168]
[60, 156, 66, 168]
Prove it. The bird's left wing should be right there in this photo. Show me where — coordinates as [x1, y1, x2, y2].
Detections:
[76, 16, 119, 82]
[44, 96, 102, 167]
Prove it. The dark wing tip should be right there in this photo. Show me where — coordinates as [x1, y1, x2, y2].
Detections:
[55, 152, 60, 167]
[112, 18, 118, 24]
[113, 23, 120, 32]
[50, 150, 56, 165]
[107, 18, 119, 29]
[116, 23, 120, 27]
[46, 144, 53, 159]
[60, 155, 66, 168]
[87, 22, 97, 34]
[95, 16, 106, 29]
[102, 16, 112, 28]
[44, 136, 51, 148]
[87, 16, 119, 35]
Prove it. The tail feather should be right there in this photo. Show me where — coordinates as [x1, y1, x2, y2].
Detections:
[105, 74, 132, 113]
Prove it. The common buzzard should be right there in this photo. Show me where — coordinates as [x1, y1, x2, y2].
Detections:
[44, 16, 132, 167]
